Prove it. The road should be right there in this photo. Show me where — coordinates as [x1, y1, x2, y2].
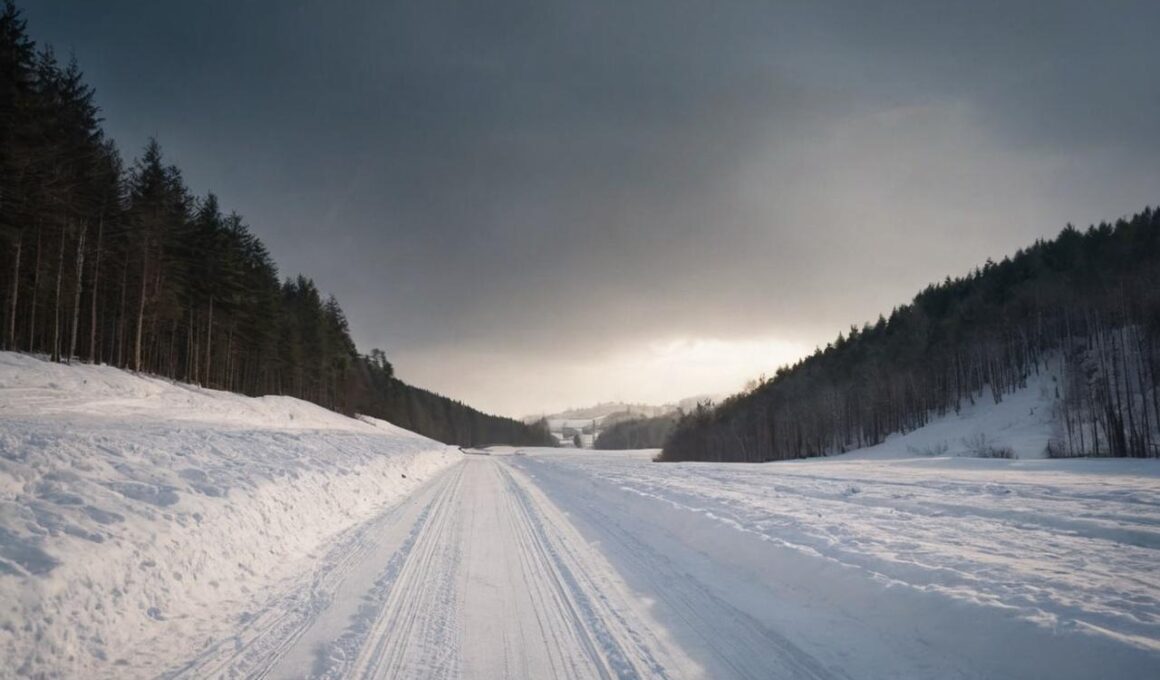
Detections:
[168, 454, 696, 679]
[166, 451, 1160, 680]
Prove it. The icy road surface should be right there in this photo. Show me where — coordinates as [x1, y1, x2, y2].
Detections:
[167, 450, 1160, 680]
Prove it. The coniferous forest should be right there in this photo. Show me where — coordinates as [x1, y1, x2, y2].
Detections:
[662, 208, 1160, 462]
[594, 414, 676, 450]
[0, 3, 552, 447]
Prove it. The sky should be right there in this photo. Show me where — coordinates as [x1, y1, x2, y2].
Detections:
[27, 1, 1160, 417]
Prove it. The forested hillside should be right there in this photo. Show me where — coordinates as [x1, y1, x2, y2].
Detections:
[662, 208, 1160, 462]
[0, 2, 551, 447]
[594, 414, 676, 450]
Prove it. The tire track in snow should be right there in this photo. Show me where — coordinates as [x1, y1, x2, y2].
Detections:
[347, 462, 467, 679]
[169, 455, 693, 679]
[516, 458, 845, 680]
[164, 463, 462, 680]
[331, 456, 687, 679]
[495, 462, 673, 679]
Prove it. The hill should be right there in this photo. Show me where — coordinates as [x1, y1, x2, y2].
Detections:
[527, 401, 671, 423]
[593, 413, 678, 450]
[532, 394, 720, 448]
[662, 207, 1160, 462]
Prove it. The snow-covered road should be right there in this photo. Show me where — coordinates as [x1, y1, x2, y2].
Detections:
[164, 450, 1160, 680]
[170, 454, 696, 679]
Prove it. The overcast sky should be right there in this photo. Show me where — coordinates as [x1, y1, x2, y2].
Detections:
[29, 1, 1160, 416]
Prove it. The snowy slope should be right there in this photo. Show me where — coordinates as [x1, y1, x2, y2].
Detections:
[0, 352, 460, 678]
[840, 367, 1061, 460]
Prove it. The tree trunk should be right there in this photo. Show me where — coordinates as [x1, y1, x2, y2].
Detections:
[89, 217, 103, 362]
[225, 324, 233, 392]
[28, 224, 40, 351]
[7, 235, 19, 350]
[187, 306, 196, 383]
[205, 295, 213, 387]
[134, 247, 147, 372]
[117, 259, 128, 368]
[68, 224, 86, 363]
[52, 224, 66, 362]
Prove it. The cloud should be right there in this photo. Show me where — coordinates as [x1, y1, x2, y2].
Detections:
[30, 0, 1160, 415]
[397, 335, 813, 418]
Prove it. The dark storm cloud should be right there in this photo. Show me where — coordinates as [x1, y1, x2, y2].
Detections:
[28, 1, 1160, 414]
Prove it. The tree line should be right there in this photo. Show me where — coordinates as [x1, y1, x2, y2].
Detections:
[594, 414, 676, 450]
[662, 207, 1160, 462]
[0, 2, 553, 447]
[355, 351, 552, 447]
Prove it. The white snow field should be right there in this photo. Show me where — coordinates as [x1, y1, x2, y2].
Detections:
[3, 353, 1160, 678]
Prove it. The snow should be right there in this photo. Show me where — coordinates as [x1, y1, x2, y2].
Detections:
[510, 372, 1160, 677]
[158, 452, 697, 679]
[3, 352, 1159, 678]
[840, 367, 1061, 460]
[521, 449, 1160, 674]
[0, 352, 460, 677]
[0, 351, 422, 433]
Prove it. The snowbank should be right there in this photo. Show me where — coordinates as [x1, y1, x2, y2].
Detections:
[0, 352, 460, 677]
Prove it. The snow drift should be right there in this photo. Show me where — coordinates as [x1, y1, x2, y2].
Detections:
[0, 352, 460, 677]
